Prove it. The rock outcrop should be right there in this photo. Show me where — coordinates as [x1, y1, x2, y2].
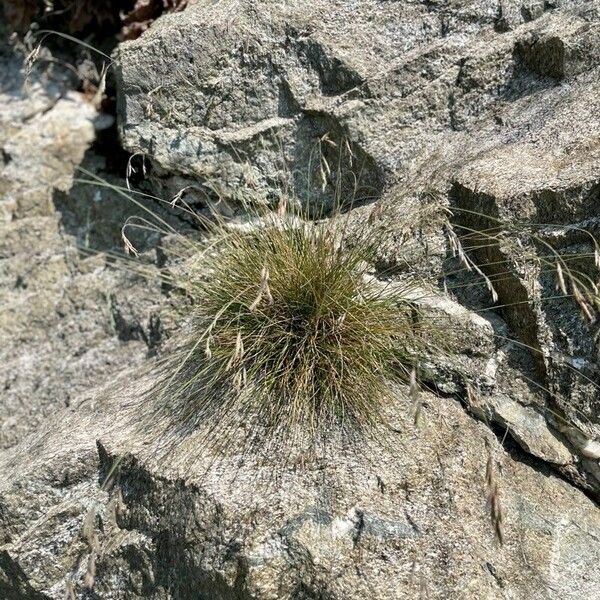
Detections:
[2, 374, 600, 599]
[1, 1, 600, 598]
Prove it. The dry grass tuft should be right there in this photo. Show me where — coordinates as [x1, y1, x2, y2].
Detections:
[157, 212, 435, 448]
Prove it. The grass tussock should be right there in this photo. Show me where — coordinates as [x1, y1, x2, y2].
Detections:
[162, 214, 433, 445]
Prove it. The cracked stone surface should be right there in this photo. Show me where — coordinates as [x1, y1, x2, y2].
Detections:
[1, 0, 600, 598]
[2, 375, 600, 599]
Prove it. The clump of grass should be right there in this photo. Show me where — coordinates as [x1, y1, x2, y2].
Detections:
[161, 213, 433, 447]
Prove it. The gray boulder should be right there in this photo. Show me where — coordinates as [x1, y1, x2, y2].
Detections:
[0, 39, 168, 452]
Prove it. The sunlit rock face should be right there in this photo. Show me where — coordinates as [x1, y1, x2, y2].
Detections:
[2, 1, 600, 598]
